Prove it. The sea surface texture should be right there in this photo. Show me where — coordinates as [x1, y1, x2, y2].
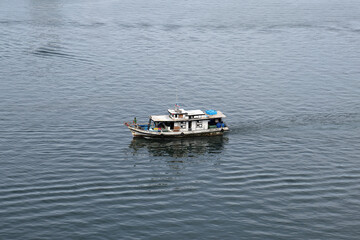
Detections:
[1, 0, 360, 239]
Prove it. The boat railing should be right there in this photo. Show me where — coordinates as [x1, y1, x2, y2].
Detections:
[124, 122, 149, 129]
[125, 122, 171, 132]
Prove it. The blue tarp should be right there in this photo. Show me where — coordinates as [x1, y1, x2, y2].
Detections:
[216, 122, 225, 128]
[205, 110, 217, 115]
[139, 125, 148, 130]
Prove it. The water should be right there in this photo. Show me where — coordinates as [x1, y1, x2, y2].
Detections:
[1, 0, 360, 239]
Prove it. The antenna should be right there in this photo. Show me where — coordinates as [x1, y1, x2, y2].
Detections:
[176, 85, 178, 104]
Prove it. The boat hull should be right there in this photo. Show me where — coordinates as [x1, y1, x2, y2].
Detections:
[128, 126, 229, 138]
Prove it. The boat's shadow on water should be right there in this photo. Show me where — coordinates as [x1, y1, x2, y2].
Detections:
[129, 135, 228, 158]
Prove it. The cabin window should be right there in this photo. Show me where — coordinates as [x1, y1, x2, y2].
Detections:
[180, 121, 186, 129]
[196, 120, 202, 128]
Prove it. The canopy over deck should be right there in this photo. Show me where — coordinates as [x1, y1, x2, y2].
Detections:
[150, 115, 173, 122]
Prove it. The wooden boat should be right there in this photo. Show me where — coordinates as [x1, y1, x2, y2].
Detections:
[124, 107, 229, 138]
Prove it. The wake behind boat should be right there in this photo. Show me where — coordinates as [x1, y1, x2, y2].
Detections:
[124, 106, 229, 138]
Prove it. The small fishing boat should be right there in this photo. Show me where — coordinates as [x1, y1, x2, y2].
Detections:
[124, 105, 229, 138]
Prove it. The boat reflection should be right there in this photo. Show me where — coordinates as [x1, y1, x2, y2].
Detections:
[129, 136, 228, 158]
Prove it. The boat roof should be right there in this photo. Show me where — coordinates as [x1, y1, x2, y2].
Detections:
[167, 109, 205, 115]
[207, 111, 226, 119]
[186, 110, 205, 115]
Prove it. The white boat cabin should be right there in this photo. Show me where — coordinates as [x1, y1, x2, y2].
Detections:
[149, 109, 226, 132]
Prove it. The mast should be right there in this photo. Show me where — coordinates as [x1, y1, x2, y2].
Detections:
[175, 85, 180, 112]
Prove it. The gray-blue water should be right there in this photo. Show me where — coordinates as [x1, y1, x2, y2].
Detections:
[1, 0, 360, 239]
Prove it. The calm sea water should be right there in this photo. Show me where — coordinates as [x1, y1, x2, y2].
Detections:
[1, 0, 360, 239]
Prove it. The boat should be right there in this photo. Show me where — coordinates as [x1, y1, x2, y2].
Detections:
[124, 106, 229, 138]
